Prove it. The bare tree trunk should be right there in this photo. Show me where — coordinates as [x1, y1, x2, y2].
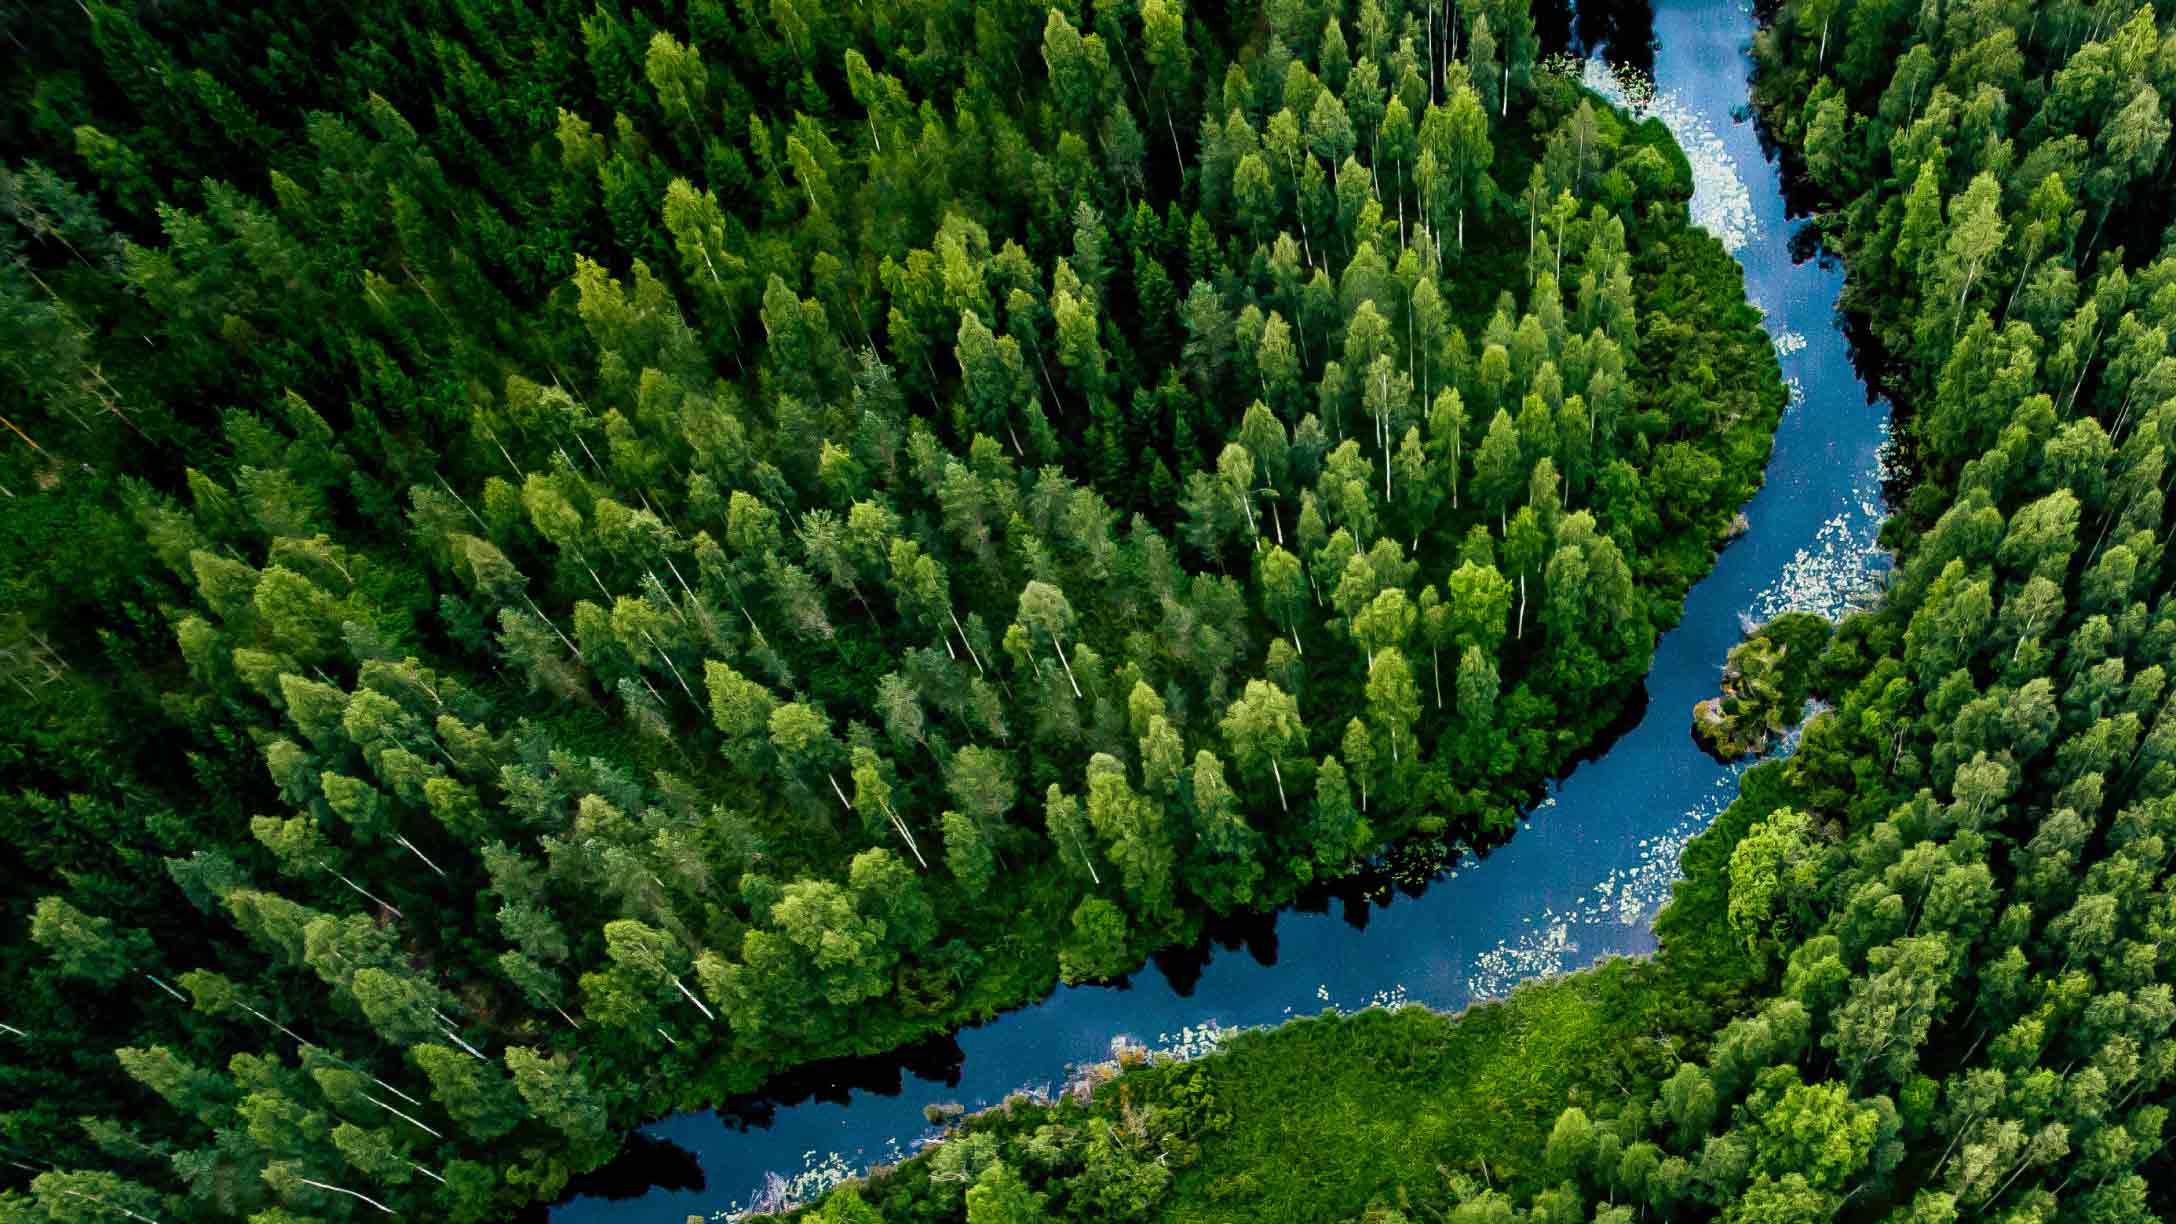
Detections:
[296, 1178, 396, 1215]
[887, 806, 930, 868]
[366, 1094, 443, 1138]
[1055, 637, 1084, 697]
[668, 974, 716, 1021]
[948, 606, 986, 675]
[396, 835, 449, 880]
[319, 862, 403, 919]
[436, 1026, 489, 1062]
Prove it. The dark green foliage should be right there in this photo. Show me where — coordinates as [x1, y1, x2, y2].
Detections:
[0, 0, 1784, 1219]
[799, 2, 2176, 1221]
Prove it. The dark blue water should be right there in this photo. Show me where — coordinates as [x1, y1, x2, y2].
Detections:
[557, 3, 1890, 1217]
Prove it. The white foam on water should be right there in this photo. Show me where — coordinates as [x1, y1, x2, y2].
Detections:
[1465, 766, 1744, 1001]
[1574, 57, 1757, 252]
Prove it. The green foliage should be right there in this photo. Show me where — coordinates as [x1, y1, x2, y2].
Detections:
[810, 1, 2176, 1217]
[0, 1, 1789, 1219]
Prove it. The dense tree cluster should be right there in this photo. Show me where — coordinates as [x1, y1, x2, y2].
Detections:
[0, 0, 1781, 1219]
[786, 1, 2176, 1222]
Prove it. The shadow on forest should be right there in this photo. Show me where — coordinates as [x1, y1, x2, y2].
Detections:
[1539, 0, 1658, 79]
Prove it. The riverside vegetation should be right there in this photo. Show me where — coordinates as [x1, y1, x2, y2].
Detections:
[782, 0, 2176, 1220]
[1690, 610, 1831, 760]
[0, 0, 1791, 1221]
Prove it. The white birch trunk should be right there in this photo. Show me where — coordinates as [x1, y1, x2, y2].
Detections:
[367, 1093, 444, 1139]
[669, 974, 716, 1021]
[1055, 637, 1084, 698]
[296, 1178, 396, 1215]
[396, 835, 449, 880]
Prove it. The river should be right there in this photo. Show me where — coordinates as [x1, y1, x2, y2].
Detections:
[553, 2, 1891, 1218]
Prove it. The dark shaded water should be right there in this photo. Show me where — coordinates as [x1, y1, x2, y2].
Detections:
[556, 3, 1890, 1217]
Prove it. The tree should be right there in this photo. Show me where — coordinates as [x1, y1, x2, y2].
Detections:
[1996, 490, 2079, 584]
[603, 919, 716, 1021]
[643, 32, 707, 130]
[25, 1170, 166, 1224]
[1473, 409, 1524, 528]
[810, 1186, 885, 1224]
[728, 879, 888, 1022]
[1366, 647, 1421, 769]
[1935, 173, 2004, 337]
[352, 966, 463, 1047]
[939, 743, 1010, 828]
[1185, 749, 1264, 909]
[1749, 1074, 1879, 1193]
[664, 178, 748, 320]
[852, 746, 927, 867]
[332, 1120, 417, 1185]
[505, 1046, 609, 1153]
[30, 897, 149, 987]
[1725, 1173, 1834, 1224]
[1084, 753, 1176, 922]
[1307, 90, 1355, 164]
[1830, 935, 1955, 1089]
[1220, 680, 1304, 811]
[1234, 154, 1278, 241]
[1352, 586, 1415, 660]
[1662, 1063, 1718, 1147]
[1139, 0, 1193, 165]
[705, 660, 776, 745]
[1903, 561, 1994, 686]
[1440, 83, 1493, 247]
[942, 811, 996, 893]
[1046, 784, 1103, 886]
[1043, 10, 1111, 129]
[966, 1161, 1042, 1223]
[1727, 806, 1819, 956]
[413, 1043, 525, 1142]
[1539, 1109, 1594, 1186]
[1259, 546, 1309, 655]
[1444, 561, 1513, 654]
[1062, 897, 1133, 982]
[1017, 580, 1085, 697]
[1342, 718, 1377, 812]
[115, 1045, 225, 1125]
[840, 852, 932, 968]
[1456, 645, 1499, 728]
[1305, 754, 1369, 871]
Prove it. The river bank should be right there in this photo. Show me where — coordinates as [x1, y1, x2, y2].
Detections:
[763, 755, 1790, 1222]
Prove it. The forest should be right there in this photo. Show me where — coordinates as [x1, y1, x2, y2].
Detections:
[0, 0, 1791, 1220]
[775, 0, 2176, 1220]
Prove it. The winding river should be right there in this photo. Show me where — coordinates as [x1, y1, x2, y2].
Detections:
[556, 2, 1891, 1217]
